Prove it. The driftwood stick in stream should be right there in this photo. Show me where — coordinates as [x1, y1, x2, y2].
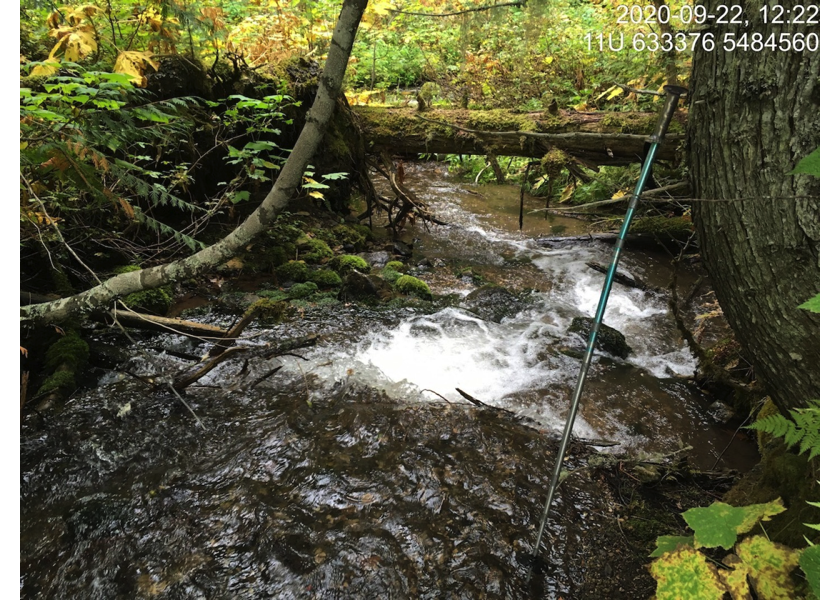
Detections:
[100, 309, 229, 340]
[171, 346, 248, 391]
[586, 262, 649, 290]
[171, 334, 319, 391]
[552, 181, 689, 212]
[209, 310, 258, 356]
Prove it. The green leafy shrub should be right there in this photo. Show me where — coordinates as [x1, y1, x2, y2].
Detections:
[394, 275, 432, 300]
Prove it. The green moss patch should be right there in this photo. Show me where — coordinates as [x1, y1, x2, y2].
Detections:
[45, 330, 89, 372]
[308, 269, 342, 287]
[394, 275, 432, 300]
[331, 254, 371, 274]
[297, 237, 334, 265]
[276, 260, 310, 282]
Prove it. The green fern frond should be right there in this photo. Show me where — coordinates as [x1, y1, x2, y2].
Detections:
[748, 400, 819, 459]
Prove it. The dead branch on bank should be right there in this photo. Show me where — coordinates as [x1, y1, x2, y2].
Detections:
[368, 152, 448, 233]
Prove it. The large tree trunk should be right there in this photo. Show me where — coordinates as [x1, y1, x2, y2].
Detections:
[687, 1, 819, 413]
[20, 0, 370, 325]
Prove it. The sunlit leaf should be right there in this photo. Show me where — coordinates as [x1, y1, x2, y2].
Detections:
[719, 554, 750, 600]
[114, 51, 160, 87]
[30, 59, 60, 77]
[736, 535, 800, 600]
[649, 547, 726, 600]
[790, 147, 819, 178]
[798, 294, 819, 313]
[682, 499, 785, 550]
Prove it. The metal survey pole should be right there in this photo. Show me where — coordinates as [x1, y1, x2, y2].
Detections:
[529, 85, 687, 566]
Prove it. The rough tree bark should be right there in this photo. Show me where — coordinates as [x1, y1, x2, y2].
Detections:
[687, 1, 819, 413]
[20, 0, 370, 325]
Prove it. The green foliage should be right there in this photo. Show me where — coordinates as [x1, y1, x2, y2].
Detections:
[394, 275, 432, 300]
[747, 400, 820, 461]
[799, 294, 820, 313]
[799, 545, 820, 598]
[791, 147, 820, 178]
[649, 547, 725, 600]
[649, 499, 807, 599]
[681, 499, 785, 550]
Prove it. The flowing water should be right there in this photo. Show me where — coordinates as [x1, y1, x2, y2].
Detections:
[21, 163, 757, 599]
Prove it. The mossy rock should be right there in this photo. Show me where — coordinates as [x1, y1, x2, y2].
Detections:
[114, 266, 172, 315]
[332, 224, 370, 250]
[45, 330, 89, 372]
[568, 316, 632, 359]
[250, 298, 294, 323]
[37, 369, 77, 396]
[297, 237, 334, 265]
[381, 266, 403, 284]
[308, 269, 342, 288]
[288, 282, 318, 300]
[276, 260, 310, 283]
[331, 254, 371, 275]
[394, 275, 432, 300]
[385, 261, 406, 272]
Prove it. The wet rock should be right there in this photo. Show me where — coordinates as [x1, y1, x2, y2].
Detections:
[392, 240, 413, 257]
[567, 317, 632, 359]
[343, 272, 393, 301]
[461, 285, 525, 323]
[359, 251, 390, 268]
[709, 401, 736, 424]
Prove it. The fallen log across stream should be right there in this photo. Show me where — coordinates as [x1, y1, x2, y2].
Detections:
[352, 106, 686, 166]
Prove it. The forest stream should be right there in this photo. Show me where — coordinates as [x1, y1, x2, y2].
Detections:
[20, 163, 759, 599]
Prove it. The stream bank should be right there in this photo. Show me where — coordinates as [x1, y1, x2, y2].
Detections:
[21, 161, 760, 598]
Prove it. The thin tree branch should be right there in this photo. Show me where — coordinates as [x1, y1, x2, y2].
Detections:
[389, 1, 524, 17]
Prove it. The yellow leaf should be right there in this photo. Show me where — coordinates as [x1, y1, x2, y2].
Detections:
[31, 59, 60, 77]
[607, 86, 624, 100]
[544, 56, 554, 65]
[558, 182, 576, 203]
[114, 51, 160, 86]
[612, 189, 628, 199]
[63, 29, 98, 62]
[308, 191, 325, 199]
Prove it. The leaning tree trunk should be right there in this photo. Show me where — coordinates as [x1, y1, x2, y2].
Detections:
[20, 0, 370, 325]
[687, 0, 819, 413]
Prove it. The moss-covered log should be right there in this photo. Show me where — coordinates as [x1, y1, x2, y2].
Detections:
[353, 107, 686, 165]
